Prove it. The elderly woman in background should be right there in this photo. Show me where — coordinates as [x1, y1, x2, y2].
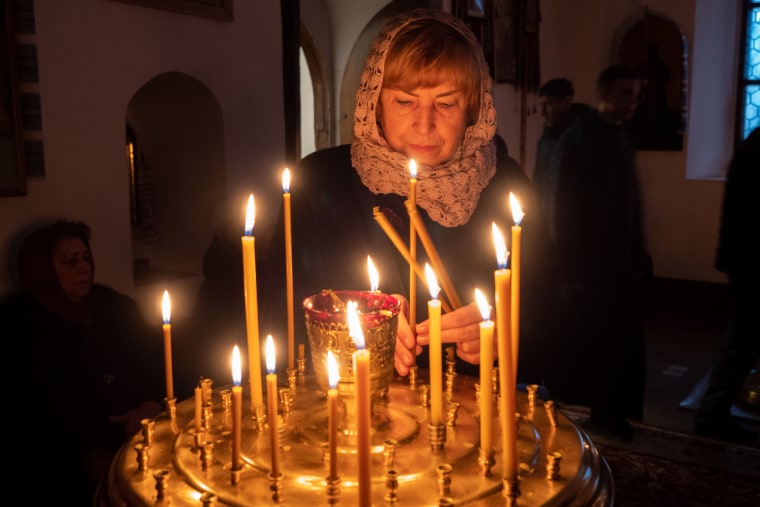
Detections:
[0, 220, 165, 505]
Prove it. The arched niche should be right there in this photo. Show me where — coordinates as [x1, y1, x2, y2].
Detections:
[617, 10, 687, 151]
[126, 71, 226, 295]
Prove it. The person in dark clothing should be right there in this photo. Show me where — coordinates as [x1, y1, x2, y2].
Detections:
[693, 126, 759, 445]
[0, 220, 165, 505]
[533, 77, 591, 232]
[257, 9, 559, 383]
[548, 65, 652, 440]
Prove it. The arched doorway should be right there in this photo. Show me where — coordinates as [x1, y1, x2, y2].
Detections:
[126, 71, 226, 319]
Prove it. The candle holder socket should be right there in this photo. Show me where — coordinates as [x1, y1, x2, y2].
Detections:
[201, 441, 215, 470]
[502, 478, 521, 506]
[408, 365, 418, 389]
[141, 418, 155, 447]
[135, 442, 150, 472]
[164, 397, 177, 420]
[383, 438, 397, 469]
[544, 400, 559, 427]
[527, 384, 539, 407]
[287, 368, 297, 393]
[252, 404, 268, 432]
[478, 447, 495, 476]
[446, 402, 460, 428]
[546, 451, 563, 480]
[200, 492, 217, 506]
[419, 384, 430, 408]
[269, 472, 284, 503]
[428, 422, 446, 452]
[326, 476, 341, 505]
[279, 387, 294, 413]
[437, 463, 453, 498]
[200, 378, 214, 405]
[385, 469, 399, 505]
[153, 468, 170, 500]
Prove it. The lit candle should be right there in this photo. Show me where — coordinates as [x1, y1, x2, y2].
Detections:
[367, 255, 379, 292]
[265, 335, 281, 477]
[425, 264, 443, 426]
[327, 350, 340, 481]
[408, 159, 418, 350]
[283, 169, 295, 371]
[492, 223, 517, 483]
[509, 193, 523, 375]
[231, 345, 243, 470]
[161, 290, 174, 400]
[348, 301, 371, 507]
[242, 194, 264, 409]
[194, 385, 203, 433]
[475, 288, 494, 453]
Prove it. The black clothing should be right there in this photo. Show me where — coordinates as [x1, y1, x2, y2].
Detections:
[533, 102, 591, 228]
[549, 110, 652, 422]
[1, 284, 165, 505]
[694, 127, 759, 445]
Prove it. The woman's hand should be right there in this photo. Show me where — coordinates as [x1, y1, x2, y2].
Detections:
[416, 302, 484, 364]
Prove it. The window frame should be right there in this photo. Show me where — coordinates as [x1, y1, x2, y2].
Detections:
[736, 0, 760, 143]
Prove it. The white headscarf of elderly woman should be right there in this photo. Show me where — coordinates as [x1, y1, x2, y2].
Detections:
[351, 8, 498, 228]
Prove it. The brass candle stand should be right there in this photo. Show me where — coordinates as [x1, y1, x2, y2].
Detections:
[101, 370, 613, 506]
[99, 290, 613, 505]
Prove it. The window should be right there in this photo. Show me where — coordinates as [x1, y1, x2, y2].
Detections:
[738, 1, 760, 140]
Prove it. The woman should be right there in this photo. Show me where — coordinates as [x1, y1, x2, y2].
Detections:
[0, 220, 165, 504]
[260, 9, 558, 381]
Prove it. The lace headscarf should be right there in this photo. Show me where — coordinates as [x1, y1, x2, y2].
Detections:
[351, 8, 497, 227]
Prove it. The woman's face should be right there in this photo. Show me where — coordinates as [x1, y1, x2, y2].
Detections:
[378, 83, 469, 166]
[52, 237, 94, 302]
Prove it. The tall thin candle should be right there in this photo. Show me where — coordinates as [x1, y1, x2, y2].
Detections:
[194, 386, 203, 433]
[408, 159, 418, 361]
[492, 223, 517, 483]
[242, 194, 264, 409]
[161, 290, 174, 400]
[265, 335, 281, 477]
[348, 301, 371, 507]
[231, 345, 243, 470]
[425, 264, 443, 426]
[283, 168, 295, 371]
[475, 288, 494, 453]
[326, 350, 340, 481]
[509, 193, 523, 375]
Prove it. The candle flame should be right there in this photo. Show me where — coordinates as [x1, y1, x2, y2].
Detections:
[265, 334, 276, 374]
[347, 300, 366, 350]
[244, 194, 255, 235]
[409, 158, 417, 179]
[509, 193, 524, 226]
[367, 255, 379, 292]
[491, 222, 510, 269]
[424, 263, 440, 299]
[232, 345, 242, 386]
[161, 290, 171, 324]
[282, 168, 291, 193]
[474, 288, 491, 321]
[327, 350, 339, 388]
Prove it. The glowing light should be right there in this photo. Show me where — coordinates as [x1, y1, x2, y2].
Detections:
[367, 255, 379, 292]
[491, 222, 509, 269]
[231, 345, 242, 386]
[509, 193, 524, 226]
[475, 288, 491, 321]
[425, 263, 440, 299]
[265, 334, 276, 374]
[245, 194, 255, 235]
[347, 300, 365, 350]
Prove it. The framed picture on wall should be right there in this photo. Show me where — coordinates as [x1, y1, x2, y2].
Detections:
[109, 0, 234, 22]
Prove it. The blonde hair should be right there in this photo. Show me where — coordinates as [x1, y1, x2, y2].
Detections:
[382, 18, 481, 124]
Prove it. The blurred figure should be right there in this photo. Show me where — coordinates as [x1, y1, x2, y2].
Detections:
[0, 220, 165, 505]
[533, 78, 590, 229]
[549, 65, 652, 440]
[693, 127, 759, 445]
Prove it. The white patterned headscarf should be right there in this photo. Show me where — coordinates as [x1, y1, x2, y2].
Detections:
[351, 8, 497, 227]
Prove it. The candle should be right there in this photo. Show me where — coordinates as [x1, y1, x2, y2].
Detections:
[194, 386, 203, 433]
[161, 290, 174, 400]
[231, 345, 243, 470]
[326, 350, 340, 481]
[372, 206, 452, 313]
[242, 194, 264, 409]
[367, 255, 379, 292]
[492, 223, 517, 482]
[298, 343, 305, 361]
[348, 301, 371, 507]
[405, 200, 462, 309]
[475, 288, 494, 453]
[509, 193, 523, 375]
[283, 169, 295, 371]
[265, 335, 281, 477]
[408, 159, 418, 349]
[425, 264, 443, 426]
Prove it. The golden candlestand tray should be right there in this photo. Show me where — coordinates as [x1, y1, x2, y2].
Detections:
[99, 372, 613, 506]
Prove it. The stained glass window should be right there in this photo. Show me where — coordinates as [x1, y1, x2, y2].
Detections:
[739, 2, 760, 139]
